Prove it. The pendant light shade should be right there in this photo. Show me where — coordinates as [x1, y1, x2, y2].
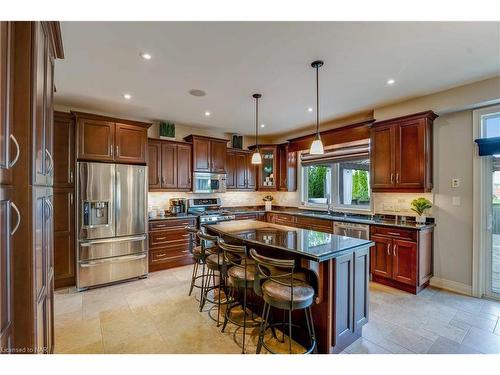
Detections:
[309, 60, 325, 155]
[251, 93, 262, 165]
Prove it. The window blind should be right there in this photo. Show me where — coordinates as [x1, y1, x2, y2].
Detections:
[300, 139, 370, 166]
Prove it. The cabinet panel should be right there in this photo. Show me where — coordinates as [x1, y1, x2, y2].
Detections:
[160, 143, 177, 189]
[177, 144, 192, 190]
[235, 152, 247, 189]
[53, 112, 74, 187]
[147, 141, 161, 189]
[226, 151, 236, 189]
[369, 235, 393, 279]
[211, 140, 227, 173]
[0, 22, 13, 186]
[370, 126, 395, 189]
[44, 50, 54, 187]
[392, 239, 417, 286]
[396, 120, 425, 189]
[54, 188, 74, 288]
[115, 123, 147, 164]
[33, 188, 46, 301]
[77, 118, 115, 161]
[353, 247, 369, 331]
[193, 138, 211, 172]
[334, 253, 354, 347]
[246, 154, 256, 190]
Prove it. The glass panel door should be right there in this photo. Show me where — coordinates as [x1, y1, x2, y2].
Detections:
[489, 158, 500, 297]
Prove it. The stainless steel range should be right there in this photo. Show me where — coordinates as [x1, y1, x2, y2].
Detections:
[187, 198, 235, 226]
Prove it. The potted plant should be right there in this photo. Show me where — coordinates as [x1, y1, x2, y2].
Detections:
[410, 197, 432, 224]
[159, 121, 176, 140]
[263, 195, 274, 212]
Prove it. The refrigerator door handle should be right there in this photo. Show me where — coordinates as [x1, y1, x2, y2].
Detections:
[80, 235, 147, 247]
[80, 253, 147, 267]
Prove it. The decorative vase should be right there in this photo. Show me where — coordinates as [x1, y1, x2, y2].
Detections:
[265, 201, 272, 212]
[415, 215, 426, 224]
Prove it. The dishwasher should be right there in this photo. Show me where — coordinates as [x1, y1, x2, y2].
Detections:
[333, 221, 370, 240]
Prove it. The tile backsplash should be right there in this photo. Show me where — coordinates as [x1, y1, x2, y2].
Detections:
[372, 192, 434, 216]
[148, 191, 300, 210]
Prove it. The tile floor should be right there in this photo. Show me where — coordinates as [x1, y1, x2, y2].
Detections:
[54, 265, 500, 354]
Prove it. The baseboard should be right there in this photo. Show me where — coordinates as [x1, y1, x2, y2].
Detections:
[429, 277, 472, 296]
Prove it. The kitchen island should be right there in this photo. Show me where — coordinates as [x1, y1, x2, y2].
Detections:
[204, 220, 374, 354]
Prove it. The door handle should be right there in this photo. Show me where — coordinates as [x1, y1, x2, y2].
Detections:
[80, 235, 147, 246]
[45, 149, 54, 175]
[8, 134, 20, 168]
[10, 202, 21, 235]
[80, 253, 147, 267]
[386, 243, 390, 256]
[393, 244, 397, 257]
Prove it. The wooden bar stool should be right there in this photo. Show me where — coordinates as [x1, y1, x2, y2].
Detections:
[217, 238, 260, 354]
[250, 249, 317, 354]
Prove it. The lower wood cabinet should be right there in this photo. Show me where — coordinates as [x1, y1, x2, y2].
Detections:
[234, 212, 265, 221]
[53, 188, 75, 288]
[148, 217, 197, 271]
[369, 225, 433, 294]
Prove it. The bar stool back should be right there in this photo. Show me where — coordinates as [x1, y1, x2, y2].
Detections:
[250, 249, 317, 354]
[186, 226, 206, 297]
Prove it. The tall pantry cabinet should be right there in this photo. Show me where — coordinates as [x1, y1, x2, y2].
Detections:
[6, 22, 64, 354]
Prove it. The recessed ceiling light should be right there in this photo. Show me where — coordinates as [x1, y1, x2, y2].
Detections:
[204, 111, 211, 117]
[140, 52, 152, 60]
[123, 93, 132, 100]
[260, 124, 265, 128]
[189, 89, 207, 97]
[308, 107, 313, 112]
[387, 79, 395, 85]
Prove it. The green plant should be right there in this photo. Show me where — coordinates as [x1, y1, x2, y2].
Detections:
[159, 121, 175, 137]
[410, 197, 432, 216]
[263, 195, 274, 202]
[352, 170, 369, 202]
[308, 165, 328, 198]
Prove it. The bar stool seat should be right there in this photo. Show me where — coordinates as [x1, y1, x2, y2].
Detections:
[206, 253, 235, 269]
[227, 264, 256, 286]
[193, 245, 216, 258]
[262, 280, 314, 311]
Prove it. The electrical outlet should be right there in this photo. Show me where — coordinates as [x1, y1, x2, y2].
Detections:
[383, 203, 394, 211]
[452, 196, 461, 206]
[452, 178, 460, 188]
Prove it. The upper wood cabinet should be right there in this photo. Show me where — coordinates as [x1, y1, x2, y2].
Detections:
[53, 112, 74, 187]
[226, 149, 256, 191]
[74, 112, 150, 164]
[370, 111, 437, 192]
[278, 143, 297, 192]
[184, 135, 228, 174]
[147, 138, 192, 192]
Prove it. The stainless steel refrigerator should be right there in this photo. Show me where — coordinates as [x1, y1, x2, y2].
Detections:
[76, 162, 148, 290]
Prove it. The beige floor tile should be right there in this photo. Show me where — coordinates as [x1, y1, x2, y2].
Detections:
[344, 338, 391, 354]
[420, 319, 469, 343]
[54, 318, 102, 353]
[461, 327, 500, 353]
[480, 299, 500, 317]
[384, 326, 435, 353]
[427, 336, 481, 354]
[56, 340, 104, 354]
[452, 310, 498, 333]
[104, 332, 170, 354]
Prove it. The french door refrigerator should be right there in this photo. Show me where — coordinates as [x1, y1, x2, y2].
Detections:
[76, 162, 148, 290]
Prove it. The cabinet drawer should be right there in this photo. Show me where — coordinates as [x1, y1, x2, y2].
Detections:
[295, 216, 333, 233]
[235, 213, 258, 220]
[150, 247, 190, 264]
[274, 213, 295, 225]
[370, 226, 417, 241]
[149, 231, 189, 247]
[149, 218, 196, 231]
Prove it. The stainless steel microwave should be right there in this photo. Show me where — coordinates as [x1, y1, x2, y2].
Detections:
[192, 172, 227, 193]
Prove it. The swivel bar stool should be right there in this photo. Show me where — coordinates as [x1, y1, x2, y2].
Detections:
[250, 249, 317, 354]
[217, 238, 260, 354]
[186, 226, 215, 299]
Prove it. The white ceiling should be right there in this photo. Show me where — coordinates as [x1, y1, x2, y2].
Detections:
[55, 21, 500, 136]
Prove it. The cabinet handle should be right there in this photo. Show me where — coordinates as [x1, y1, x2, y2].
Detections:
[110, 145, 113, 157]
[390, 173, 394, 184]
[387, 232, 400, 236]
[70, 170, 74, 184]
[386, 243, 390, 256]
[45, 198, 53, 219]
[161, 177, 165, 185]
[8, 134, 20, 168]
[70, 193, 73, 205]
[45, 149, 54, 175]
[396, 173, 399, 184]
[10, 202, 21, 235]
[393, 244, 397, 257]
[116, 145, 119, 156]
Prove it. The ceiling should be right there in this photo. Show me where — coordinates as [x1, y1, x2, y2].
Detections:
[55, 22, 500, 136]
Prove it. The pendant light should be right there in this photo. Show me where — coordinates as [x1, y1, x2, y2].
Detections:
[251, 93, 262, 164]
[310, 60, 325, 155]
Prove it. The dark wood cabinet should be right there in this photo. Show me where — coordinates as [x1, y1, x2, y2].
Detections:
[370, 111, 436, 192]
[53, 112, 74, 188]
[185, 135, 228, 174]
[226, 149, 256, 191]
[278, 143, 297, 192]
[75, 112, 150, 164]
[148, 217, 197, 271]
[9, 21, 63, 353]
[370, 225, 432, 294]
[248, 145, 278, 191]
[148, 139, 192, 192]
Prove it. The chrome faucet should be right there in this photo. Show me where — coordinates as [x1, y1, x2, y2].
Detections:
[326, 194, 333, 214]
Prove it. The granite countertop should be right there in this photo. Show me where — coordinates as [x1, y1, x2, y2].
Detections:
[148, 214, 198, 221]
[222, 205, 435, 230]
[204, 220, 374, 262]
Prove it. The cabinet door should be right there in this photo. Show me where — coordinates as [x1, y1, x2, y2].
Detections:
[246, 153, 256, 190]
[77, 118, 115, 161]
[44, 49, 54, 187]
[147, 141, 161, 189]
[0, 22, 14, 186]
[392, 239, 417, 286]
[211, 140, 227, 173]
[33, 187, 47, 309]
[32, 22, 47, 186]
[115, 123, 147, 164]
[235, 152, 247, 189]
[193, 138, 211, 172]
[177, 144, 192, 190]
[226, 151, 236, 189]
[278, 145, 288, 191]
[0, 187, 14, 352]
[396, 120, 426, 189]
[371, 126, 395, 189]
[258, 146, 277, 190]
[53, 113, 74, 187]
[161, 143, 177, 189]
[54, 188, 75, 288]
[369, 235, 393, 279]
